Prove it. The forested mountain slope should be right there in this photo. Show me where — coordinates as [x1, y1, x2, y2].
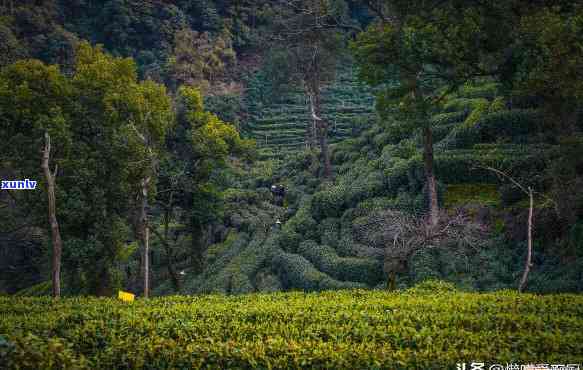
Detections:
[164, 80, 583, 295]
[1, 0, 582, 298]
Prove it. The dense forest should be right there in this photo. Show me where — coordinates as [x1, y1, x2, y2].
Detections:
[1, 0, 582, 298]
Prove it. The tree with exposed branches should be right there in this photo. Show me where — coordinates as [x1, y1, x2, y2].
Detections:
[267, 0, 354, 178]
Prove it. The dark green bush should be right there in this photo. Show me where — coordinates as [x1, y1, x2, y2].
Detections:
[284, 198, 319, 240]
[408, 248, 441, 283]
[297, 241, 383, 286]
[274, 252, 364, 291]
[318, 218, 341, 248]
[311, 185, 346, 220]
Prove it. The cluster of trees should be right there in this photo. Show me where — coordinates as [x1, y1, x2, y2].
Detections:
[0, 42, 252, 297]
[0, 0, 279, 78]
[1, 0, 582, 296]
[351, 0, 583, 228]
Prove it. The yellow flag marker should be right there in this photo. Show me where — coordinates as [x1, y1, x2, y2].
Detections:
[118, 290, 135, 302]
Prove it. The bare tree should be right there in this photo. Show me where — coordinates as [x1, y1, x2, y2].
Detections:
[270, 0, 349, 178]
[139, 176, 151, 298]
[130, 123, 158, 299]
[41, 132, 63, 298]
[354, 208, 488, 290]
[479, 166, 536, 293]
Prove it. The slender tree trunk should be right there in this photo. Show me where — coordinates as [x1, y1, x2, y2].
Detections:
[387, 271, 396, 291]
[306, 93, 316, 149]
[140, 176, 151, 298]
[191, 220, 205, 274]
[518, 188, 534, 293]
[42, 132, 63, 298]
[318, 121, 331, 178]
[163, 206, 180, 291]
[422, 126, 439, 227]
[309, 89, 331, 178]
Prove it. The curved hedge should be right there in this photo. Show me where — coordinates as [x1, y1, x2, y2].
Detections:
[273, 252, 366, 291]
[297, 241, 383, 286]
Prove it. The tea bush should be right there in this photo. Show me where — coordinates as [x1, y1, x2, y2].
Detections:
[1, 290, 582, 369]
[297, 241, 383, 285]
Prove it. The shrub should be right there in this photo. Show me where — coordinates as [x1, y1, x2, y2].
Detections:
[408, 248, 441, 283]
[444, 184, 500, 208]
[311, 185, 346, 220]
[254, 270, 283, 292]
[1, 291, 582, 369]
[273, 252, 364, 291]
[431, 111, 469, 126]
[284, 198, 319, 240]
[477, 109, 542, 142]
[384, 156, 424, 195]
[443, 97, 488, 113]
[458, 82, 499, 99]
[406, 279, 458, 294]
[276, 228, 302, 252]
[297, 241, 383, 286]
[318, 218, 340, 248]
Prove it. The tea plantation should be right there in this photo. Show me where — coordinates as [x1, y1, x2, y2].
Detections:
[160, 78, 583, 297]
[1, 282, 582, 369]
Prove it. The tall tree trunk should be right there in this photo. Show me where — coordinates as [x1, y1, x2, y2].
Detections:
[318, 121, 331, 178]
[518, 188, 534, 293]
[191, 220, 205, 274]
[42, 132, 63, 298]
[139, 176, 151, 298]
[164, 192, 180, 291]
[422, 126, 439, 227]
[387, 271, 396, 291]
[309, 90, 331, 178]
[305, 94, 316, 149]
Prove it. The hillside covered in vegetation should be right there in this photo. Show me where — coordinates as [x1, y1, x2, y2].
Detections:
[1, 0, 582, 300]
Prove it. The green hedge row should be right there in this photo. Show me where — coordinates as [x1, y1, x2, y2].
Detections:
[297, 241, 383, 286]
[273, 252, 367, 291]
[1, 289, 582, 369]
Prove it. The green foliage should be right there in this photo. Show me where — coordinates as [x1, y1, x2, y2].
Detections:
[274, 252, 366, 291]
[408, 248, 441, 282]
[444, 184, 500, 208]
[179, 85, 253, 162]
[514, 6, 583, 130]
[13, 281, 52, 297]
[168, 27, 236, 90]
[443, 98, 488, 114]
[244, 63, 375, 160]
[458, 82, 499, 100]
[298, 241, 383, 285]
[282, 198, 319, 242]
[311, 186, 346, 219]
[0, 21, 27, 67]
[318, 218, 341, 248]
[2, 291, 583, 369]
[406, 279, 458, 294]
